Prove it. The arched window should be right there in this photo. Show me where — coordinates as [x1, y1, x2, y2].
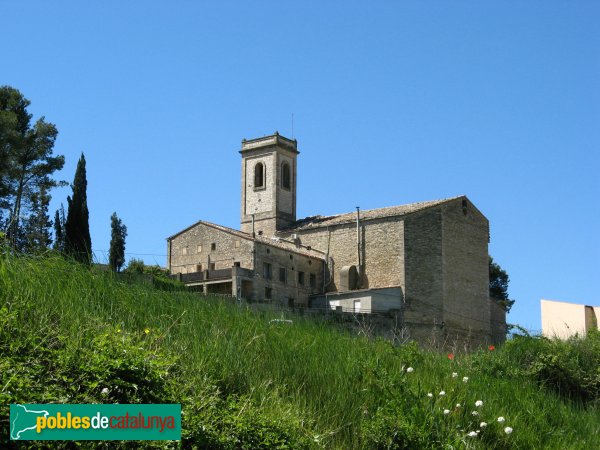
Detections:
[282, 162, 291, 189]
[254, 162, 265, 188]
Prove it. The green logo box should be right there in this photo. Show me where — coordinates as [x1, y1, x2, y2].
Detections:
[10, 404, 181, 441]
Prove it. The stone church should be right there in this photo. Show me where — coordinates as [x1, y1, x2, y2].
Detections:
[167, 132, 506, 345]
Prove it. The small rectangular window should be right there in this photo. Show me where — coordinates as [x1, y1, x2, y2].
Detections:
[197, 245, 202, 253]
[196, 264, 202, 272]
[209, 262, 216, 271]
[310, 273, 316, 289]
[182, 247, 188, 255]
[211, 243, 216, 251]
[298, 271, 305, 285]
[265, 287, 272, 300]
[235, 240, 240, 248]
[279, 267, 287, 284]
[234, 261, 241, 267]
[263, 262, 272, 280]
[287, 297, 294, 308]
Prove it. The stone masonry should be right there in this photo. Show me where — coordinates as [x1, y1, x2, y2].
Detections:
[166, 132, 506, 347]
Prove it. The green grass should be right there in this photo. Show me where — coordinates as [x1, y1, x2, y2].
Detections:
[1, 253, 599, 449]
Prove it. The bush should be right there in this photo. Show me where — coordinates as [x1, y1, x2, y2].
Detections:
[473, 332, 600, 403]
[182, 391, 312, 450]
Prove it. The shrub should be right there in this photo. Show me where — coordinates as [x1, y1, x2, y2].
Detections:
[473, 333, 600, 403]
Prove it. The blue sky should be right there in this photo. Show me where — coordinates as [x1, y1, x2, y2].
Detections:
[3, 2, 598, 332]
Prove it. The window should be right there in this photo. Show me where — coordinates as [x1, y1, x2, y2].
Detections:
[233, 261, 241, 267]
[265, 287, 272, 300]
[234, 240, 240, 248]
[289, 254, 293, 260]
[196, 264, 202, 272]
[279, 267, 287, 284]
[211, 243, 216, 251]
[197, 245, 202, 253]
[209, 262, 216, 270]
[287, 297, 294, 308]
[282, 162, 291, 189]
[254, 162, 265, 188]
[263, 262, 272, 280]
[310, 273, 316, 289]
[182, 247, 187, 256]
[298, 271, 305, 285]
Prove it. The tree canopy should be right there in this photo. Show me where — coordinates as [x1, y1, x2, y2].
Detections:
[109, 212, 127, 272]
[0, 86, 65, 250]
[65, 153, 91, 264]
[489, 256, 515, 313]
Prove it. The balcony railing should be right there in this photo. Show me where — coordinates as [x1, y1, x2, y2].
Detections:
[172, 267, 253, 283]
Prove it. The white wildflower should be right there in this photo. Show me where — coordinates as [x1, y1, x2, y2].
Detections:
[439, 390, 446, 396]
[471, 411, 479, 416]
[101, 388, 109, 395]
[475, 400, 483, 407]
[456, 403, 461, 408]
[427, 393, 433, 398]
[497, 416, 506, 423]
[443, 409, 450, 415]
[452, 372, 458, 378]
[480, 422, 487, 428]
[462, 376, 469, 383]
[468, 431, 478, 437]
[504, 426, 513, 434]
[406, 367, 414, 373]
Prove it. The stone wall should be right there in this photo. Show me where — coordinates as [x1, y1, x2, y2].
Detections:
[403, 209, 444, 332]
[168, 221, 324, 306]
[275, 152, 295, 218]
[240, 137, 298, 236]
[283, 216, 405, 292]
[441, 198, 490, 337]
[490, 300, 507, 345]
[242, 153, 276, 218]
[251, 241, 324, 306]
[168, 223, 254, 275]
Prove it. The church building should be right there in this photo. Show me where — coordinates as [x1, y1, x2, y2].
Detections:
[167, 133, 506, 345]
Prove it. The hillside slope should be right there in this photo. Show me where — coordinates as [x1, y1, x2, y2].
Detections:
[1, 254, 599, 449]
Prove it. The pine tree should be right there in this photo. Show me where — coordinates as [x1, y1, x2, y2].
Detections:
[65, 154, 92, 264]
[108, 212, 127, 273]
[23, 187, 52, 252]
[0, 86, 65, 249]
[53, 204, 66, 252]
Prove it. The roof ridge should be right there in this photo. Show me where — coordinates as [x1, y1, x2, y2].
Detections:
[286, 196, 465, 231]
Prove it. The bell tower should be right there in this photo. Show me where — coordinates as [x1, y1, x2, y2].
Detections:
[240, 132, 298, 237]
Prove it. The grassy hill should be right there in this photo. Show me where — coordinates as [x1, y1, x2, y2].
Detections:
[1, 253, 599, 449]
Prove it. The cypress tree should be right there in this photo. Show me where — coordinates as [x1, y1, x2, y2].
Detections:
[65, 153, 91, 264]
[53, 204, 66, 252]
[108, 212, 127, 272]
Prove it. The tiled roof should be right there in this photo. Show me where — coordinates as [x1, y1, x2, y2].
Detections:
[167, 220, 324, 259]
[286, 196, 464, 231]
[166, 220, 251, 241]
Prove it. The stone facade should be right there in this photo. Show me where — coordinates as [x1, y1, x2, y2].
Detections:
[168, 220, 324, 306]
[166, 132, 506, 347]
[240, 134, 298, 236]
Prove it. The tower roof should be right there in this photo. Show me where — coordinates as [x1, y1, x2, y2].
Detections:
[240, 132, 299, 154]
